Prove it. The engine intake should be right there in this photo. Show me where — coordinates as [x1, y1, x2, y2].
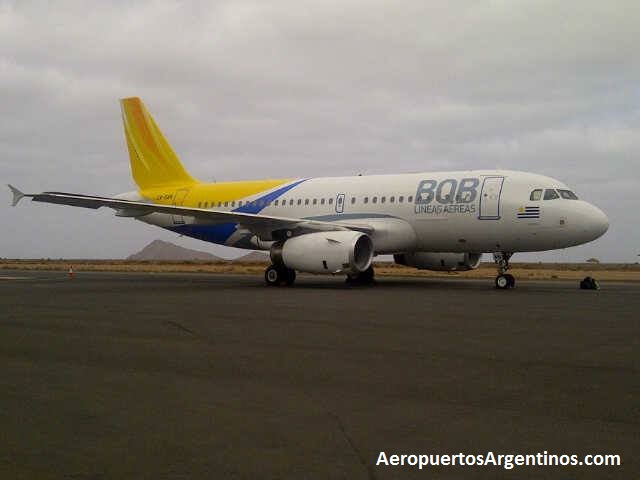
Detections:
[271, 231, 373, 274]
[394, 252, 482, 271]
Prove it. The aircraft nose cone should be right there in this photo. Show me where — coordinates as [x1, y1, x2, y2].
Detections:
[587, 204, 609, 240]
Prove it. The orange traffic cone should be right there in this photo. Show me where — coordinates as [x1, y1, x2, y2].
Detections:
[68, 266, 74, 278]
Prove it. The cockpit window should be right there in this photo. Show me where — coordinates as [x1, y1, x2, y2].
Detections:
[558, 189, 579, 200]
[543, 189, 560, 200]
[530, 189, 543, 201]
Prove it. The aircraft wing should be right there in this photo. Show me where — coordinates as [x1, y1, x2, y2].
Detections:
[8, 185, 374, 238]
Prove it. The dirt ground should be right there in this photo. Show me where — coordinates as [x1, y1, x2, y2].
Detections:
[1, 259, 638, 282]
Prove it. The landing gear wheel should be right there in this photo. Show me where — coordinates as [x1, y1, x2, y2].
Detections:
[505, 273, 515, 288]
[359, 265, 375, 284]
[493, 252, 515, 289]
[265, 265, 296, 286]
[579, 276, 599, 290]
[283, 268, 296, 286]
[345, 266, 375, 285]
[265, 265, 281, 286]
[495, 274, 510, 289]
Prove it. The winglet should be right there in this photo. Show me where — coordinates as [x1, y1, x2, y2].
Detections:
[8, 184, 26, 206]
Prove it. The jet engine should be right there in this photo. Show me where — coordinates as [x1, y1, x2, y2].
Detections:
[271, 231, 374, 274]
[393, 252, 482, 271]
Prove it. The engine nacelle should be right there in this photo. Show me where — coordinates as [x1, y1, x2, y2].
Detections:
[271, 231, 374, 274]
[394, 252, 482, 271]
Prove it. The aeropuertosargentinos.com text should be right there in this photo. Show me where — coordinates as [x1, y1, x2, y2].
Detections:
[376, 451, 621, 470]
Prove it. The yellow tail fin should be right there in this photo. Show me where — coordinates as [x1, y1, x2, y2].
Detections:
[120, 97, 197, 190]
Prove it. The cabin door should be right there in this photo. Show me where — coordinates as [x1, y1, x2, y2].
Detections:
[478, 176, 504, 220]
[335, 193, 345, 214]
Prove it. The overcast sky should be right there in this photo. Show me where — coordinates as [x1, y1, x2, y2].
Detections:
[2, 0, 638, 262]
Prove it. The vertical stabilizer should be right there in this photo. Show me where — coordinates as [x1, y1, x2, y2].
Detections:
[120, 97, 197, 190]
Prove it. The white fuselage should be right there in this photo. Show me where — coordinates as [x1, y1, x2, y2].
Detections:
[136, 169, 609, 255]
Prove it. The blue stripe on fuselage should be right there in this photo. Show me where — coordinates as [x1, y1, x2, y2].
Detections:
[167, 178, 308, 244]
[233, 178, 308, 214]
[167, 222, 238, 244]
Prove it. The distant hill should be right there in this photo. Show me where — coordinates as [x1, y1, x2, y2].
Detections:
[127, 240, 224, 261]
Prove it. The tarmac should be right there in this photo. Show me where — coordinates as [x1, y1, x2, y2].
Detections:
[1, 270, 638, 479]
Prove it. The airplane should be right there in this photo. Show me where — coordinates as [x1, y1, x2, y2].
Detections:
[8, 97, 609, 289]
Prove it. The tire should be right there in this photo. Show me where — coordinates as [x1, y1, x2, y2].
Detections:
[495, 274, 510, 289]
[283, 268, 296, 286]
[360, 266, 375, 284]
[346, 266, 375, 285]
[580, 276, 599, 290]
[505, 274, 516, 288]
[265, 265, 281, 286]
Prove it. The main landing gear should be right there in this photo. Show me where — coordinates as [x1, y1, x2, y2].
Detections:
[345, 266, 375, 285]
[264, 265, 296, 286]
[493, 252, 515, 289]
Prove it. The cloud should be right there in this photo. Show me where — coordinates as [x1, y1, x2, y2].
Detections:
[1, 0, 638, 261]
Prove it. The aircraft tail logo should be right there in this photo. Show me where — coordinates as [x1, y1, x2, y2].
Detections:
[120, 97, 197, 190]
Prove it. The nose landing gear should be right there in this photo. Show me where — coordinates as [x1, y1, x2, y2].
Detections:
[493, 252, 515, 289]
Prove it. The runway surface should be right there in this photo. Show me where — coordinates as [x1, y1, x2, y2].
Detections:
[1, 271, 638, 479]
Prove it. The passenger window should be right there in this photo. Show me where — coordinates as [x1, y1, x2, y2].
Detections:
[313, 199, 317, 205]
[351, 197, 356, 204]
[289, 199, 294, 206]
[530, 189, 543, 201]
[305, 199, 309, 205]
[372, 197, 378, 204]
[364, 197, 369, 204]
[297, 199, 302, 205]
[328, 198, 333, 205]
[381, 196, 386, 204]
[558, 189, 579, 200]
[218, 201, 222, 207]
[544, 189, 559, 200]
[399, 196, 404, 203]
[390, 196, 395, 203]
[320, 198, 324, 205]
[238, 201, 243, 207]
[224, 201, 229, 207]
[408, 196, 413, 202]
[274, 200, 278, 206]
[231, 201, 235, 207]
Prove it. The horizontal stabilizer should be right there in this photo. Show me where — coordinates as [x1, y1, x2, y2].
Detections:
[8, 184, 26, 206]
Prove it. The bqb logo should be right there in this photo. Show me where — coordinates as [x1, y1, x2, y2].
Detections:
[414, 178, 479, 214]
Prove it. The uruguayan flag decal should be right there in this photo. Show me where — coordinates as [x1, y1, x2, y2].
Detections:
[517, 206, 540, 219]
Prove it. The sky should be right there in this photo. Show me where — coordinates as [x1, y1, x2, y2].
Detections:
[1, 0, 639, 262]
